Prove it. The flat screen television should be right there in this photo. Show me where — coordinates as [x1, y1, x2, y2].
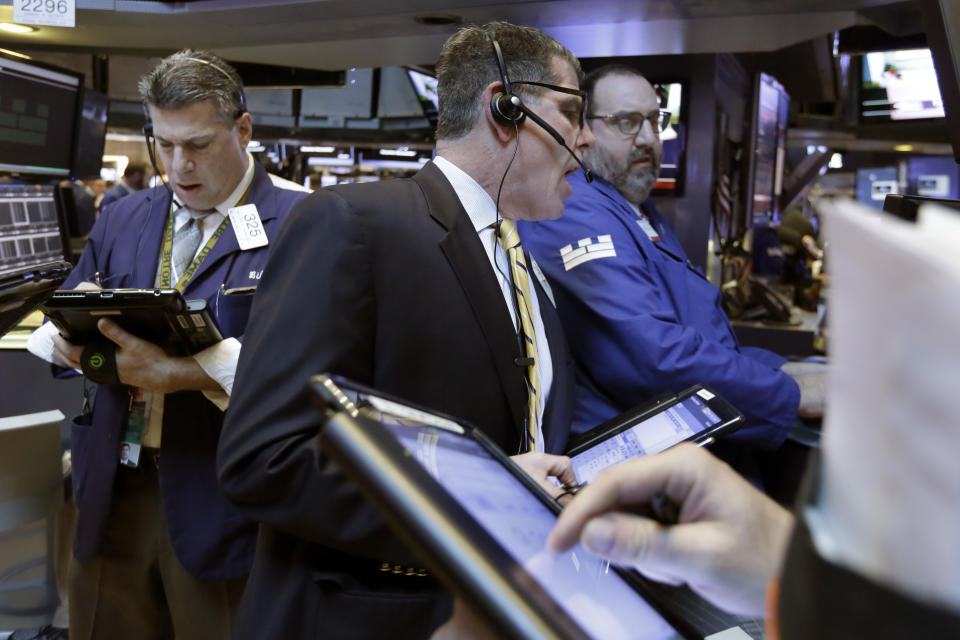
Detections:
[71, 88, 108, 180]
[855, 166, 898, 210]
[406, 68, 438, 125]
[746, 73, 789, 224]
[650, 81, 686, 197]
[860, 48, 945, 121]
[0, 53, 82, 177]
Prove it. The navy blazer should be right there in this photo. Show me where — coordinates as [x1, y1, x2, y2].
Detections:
[65, 162, 306, 580]
[218, 161, 574, 639]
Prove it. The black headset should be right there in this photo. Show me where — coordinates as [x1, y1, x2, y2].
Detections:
[490, 38, 525, 126]
[488, 37, 592, 182]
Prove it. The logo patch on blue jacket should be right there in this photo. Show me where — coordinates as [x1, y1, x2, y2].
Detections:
[560, 236, 616, 271]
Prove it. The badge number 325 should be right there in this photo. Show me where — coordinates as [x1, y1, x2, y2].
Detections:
[228, 204, 269, 250]
[14, 0, 75, 28]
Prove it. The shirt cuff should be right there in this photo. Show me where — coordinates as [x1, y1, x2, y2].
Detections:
[192, 337, 241, 410]
[27, 321, 60, 364]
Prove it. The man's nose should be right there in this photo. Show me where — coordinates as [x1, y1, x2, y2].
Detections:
[172, 147, 195, 173]
[578, 120, 596, 150]
[634, 119, 659, 146]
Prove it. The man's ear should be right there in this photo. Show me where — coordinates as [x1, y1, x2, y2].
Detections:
[483, 81, 516, 145]
[235, 112, 254, 149]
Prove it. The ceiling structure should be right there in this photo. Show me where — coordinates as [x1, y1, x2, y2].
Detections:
[0, 0, 915, 70]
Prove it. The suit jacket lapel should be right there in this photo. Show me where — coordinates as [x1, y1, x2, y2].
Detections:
[134, 186, 174, 287]
[414, 162, 528, 435]
[531, 271, 572, 452]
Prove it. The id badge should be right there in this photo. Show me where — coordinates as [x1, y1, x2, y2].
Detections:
[120, 388, 146, 467]
[228, 204, 268, 250]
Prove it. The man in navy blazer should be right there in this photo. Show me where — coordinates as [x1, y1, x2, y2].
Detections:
[218, 22, 593, 640]
[29, 51, 307, 640]
[99, 163, 146, 213]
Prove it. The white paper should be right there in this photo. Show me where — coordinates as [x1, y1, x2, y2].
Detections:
[813, 198, 960, 614]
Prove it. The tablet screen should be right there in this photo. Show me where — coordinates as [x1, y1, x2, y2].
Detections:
[571, 395, 721, 484]
[380, 421, 682, 640]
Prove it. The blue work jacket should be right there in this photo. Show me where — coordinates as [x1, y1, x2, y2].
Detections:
[519, 171, 799, 450]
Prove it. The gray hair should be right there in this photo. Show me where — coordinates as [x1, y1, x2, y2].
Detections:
[435, 21, 582, 141]
[138, 49, 246, 125]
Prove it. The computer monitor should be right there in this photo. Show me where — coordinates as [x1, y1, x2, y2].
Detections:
[855, 166, 898, 210]
[0, 183, 73, 334]
[406, 68, 438, 125]
[860, 48, 945, 122]
[71, 88, 109, 180]
[746, 73, 789, 223]
[0, 184, 69, 276]
[0, 53, 82, 177]
[650, 81, 686, 197]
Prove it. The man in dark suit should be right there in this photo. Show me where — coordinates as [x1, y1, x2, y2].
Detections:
[218, 20, 594, 640]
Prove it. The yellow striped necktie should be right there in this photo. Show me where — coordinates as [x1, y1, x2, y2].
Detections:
[496, 218, 541, 452]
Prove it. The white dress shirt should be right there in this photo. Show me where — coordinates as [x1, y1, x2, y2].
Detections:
[433, 155, 553, 451]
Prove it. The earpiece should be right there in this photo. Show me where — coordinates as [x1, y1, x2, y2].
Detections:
[486, 36, 593, 182]
[490, 39, 525, 126]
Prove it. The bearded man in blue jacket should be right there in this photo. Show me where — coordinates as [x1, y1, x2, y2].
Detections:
[519, 65, 826, 464]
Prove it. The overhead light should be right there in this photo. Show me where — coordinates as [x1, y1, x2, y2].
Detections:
[0, 47, 31, 59]
[103, 155, 130, 176]
[300, 145, 336, 153]
[0, 23, 39, 34]
[828, 153, 843, 169]
[106, 132, 149, 142]
[381, 147, 417, 157]
[893, 144, 914, 152]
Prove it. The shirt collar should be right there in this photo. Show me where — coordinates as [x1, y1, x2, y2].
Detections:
[433, 155, 499, 234]
[212, 151, 255, 215]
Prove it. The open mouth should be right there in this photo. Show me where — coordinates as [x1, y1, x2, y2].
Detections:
[177, 183, 202, 193]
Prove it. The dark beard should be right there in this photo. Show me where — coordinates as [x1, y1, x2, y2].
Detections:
[585, 147, 660, 205]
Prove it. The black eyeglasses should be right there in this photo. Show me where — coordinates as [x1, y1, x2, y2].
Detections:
[586, 110, 672, 136]
[513, 80, 587, 127]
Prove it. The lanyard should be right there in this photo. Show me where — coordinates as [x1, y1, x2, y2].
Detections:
[158, 185, 252, 291]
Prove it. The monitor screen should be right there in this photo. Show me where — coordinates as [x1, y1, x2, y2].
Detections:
[651, 82, 685, 196]
[747, 73, 788, 223]
[72, 89, 108, 180]
[861, 49, 945, 121]
[855, 166, 898, 210]
[379, 421, 682, 640]
[0, 55, 82, 177]
[0, 184, 67, 278]
[570, 395, 722, 485]
[406, 69, 438, 124]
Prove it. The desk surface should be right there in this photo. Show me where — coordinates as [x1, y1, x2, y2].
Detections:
[731, 308, 821, 358]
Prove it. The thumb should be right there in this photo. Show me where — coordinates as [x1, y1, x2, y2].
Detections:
[580, 512, 683, 585]
[581, 512, 665, 565]
[97, 318, 134, 349]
